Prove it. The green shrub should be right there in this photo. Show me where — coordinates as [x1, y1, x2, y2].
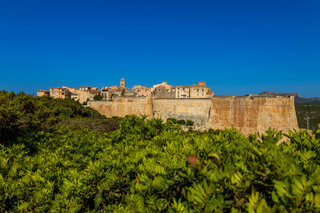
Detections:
[1, 91, 320, 212]
[1, 118, 320, 212]
[167, 117, 178, 124]
[0, 91, 105, 145]
[186, 120, 194, 126]
[177, 119, 186, 125]
[93, 94, 103, 101]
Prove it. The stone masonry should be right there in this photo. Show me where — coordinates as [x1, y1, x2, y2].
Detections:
[87, 95, 299, 134]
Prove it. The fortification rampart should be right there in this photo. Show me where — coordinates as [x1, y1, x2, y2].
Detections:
[88, 96, 298, 134]
[209, 96, 298, 134]
[153, 99, 212, 125]
[87, 97, 153, 118]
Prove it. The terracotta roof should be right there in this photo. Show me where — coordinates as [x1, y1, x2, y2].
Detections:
[80, 86, 90, 89]
[206, 89, 213, 95]
[38, 89, 49, 92]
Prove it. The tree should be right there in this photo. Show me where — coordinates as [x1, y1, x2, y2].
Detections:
[94, 94, 103, 101]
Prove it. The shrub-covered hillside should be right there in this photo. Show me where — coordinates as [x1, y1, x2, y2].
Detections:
[0, 91, 120, 145]
[1, 91, 320, 212]
[295, 102, 320, 130]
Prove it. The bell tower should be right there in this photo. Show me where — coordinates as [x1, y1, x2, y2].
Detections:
[120, 78, 125, 88]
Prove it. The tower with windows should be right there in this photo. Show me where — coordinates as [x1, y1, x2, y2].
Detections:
[120, 78, 125, 88]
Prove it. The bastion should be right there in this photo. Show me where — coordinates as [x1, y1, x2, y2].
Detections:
[87, 95, 298, 134]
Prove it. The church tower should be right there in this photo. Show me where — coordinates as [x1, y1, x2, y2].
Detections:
[120, 78, 125, 88]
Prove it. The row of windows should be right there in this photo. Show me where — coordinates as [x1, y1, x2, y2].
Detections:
[52, 89, 64, 92]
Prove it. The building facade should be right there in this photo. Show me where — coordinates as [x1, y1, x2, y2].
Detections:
[190, 81, 214, 98]
[175, 86, 190, 99]
[50, 87, 71, 99]
[37, 90, 50, 97]
[132, 85, 151, 97]
[154, 85, 176, 99]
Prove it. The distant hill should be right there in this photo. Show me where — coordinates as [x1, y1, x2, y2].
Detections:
[259, 91, 302, 98]
[259, 91, 320, 103]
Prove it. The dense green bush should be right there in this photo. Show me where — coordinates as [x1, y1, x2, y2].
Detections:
[186, 120, 195, 126]
[0, 91, 106, 144]
[167, 117, 178, 124]
[94, 94, 103, 101]
[167, 118, 195, 126]
[0, 115, 320, 212]
[1, 91, 320, 212]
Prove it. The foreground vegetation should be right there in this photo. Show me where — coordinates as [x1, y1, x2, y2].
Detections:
[1, 91, 320, 212]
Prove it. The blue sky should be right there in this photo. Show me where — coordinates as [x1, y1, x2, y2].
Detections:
[1, 0, 319, 97]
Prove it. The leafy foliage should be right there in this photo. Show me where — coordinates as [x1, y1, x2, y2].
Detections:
[93, 94, 103, 101]
[0, 91, 108, 145]
[167, 118, 194, 126]
[1, 91, 320, 212]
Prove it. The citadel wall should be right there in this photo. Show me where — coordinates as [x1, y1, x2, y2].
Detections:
[153, 99, 212, 125]
[87, 97, 153, 118]
[88, 96, 298, 134]
[209, 96, 298, 134]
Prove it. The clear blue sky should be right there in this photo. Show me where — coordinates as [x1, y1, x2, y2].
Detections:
[1, 0, 319, 97]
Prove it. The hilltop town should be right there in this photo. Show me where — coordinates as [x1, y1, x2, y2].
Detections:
[37, 78, 214, 104]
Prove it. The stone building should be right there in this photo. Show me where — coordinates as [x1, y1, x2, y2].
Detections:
[50, 87, 71, 99]
[151, 82, 172, 92]
[100, 78, 132, 100]
[176, 86, 190, 99]
[37, 90, 50, 97]
[154, 85, 176, 99]
[190, 81, 214, 98]
[78, 86, 92, 103]
[132, 85, 151, 97]
[101, 87, 112, 101]
[62, 86, 80, 101]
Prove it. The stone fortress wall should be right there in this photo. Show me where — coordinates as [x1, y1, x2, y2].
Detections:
[87, 97, 153, 118]
[88, 95, 298, 134]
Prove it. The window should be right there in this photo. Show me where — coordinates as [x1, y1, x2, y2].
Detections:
[202, 89, 204, 92]
[197, 89, 199, 92]
[197, 93, 199, 96]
